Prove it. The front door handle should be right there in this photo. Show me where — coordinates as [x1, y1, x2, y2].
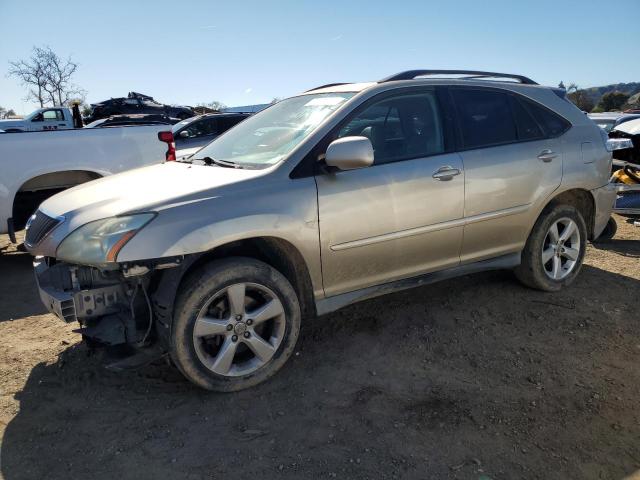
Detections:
[432, 166, 461, 181]
[537, 150, 558, 162]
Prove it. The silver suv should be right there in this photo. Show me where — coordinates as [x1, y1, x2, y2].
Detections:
[27, 70, 616, 391]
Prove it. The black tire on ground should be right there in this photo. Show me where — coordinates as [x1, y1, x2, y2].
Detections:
[170, 257, 301, 392]
[514, 204, 587, 292]
[593, 216, 617, 242]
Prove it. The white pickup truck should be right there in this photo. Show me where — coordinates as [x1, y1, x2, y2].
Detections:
[0, 107, 77, 132]
[0, 125, 174, 241]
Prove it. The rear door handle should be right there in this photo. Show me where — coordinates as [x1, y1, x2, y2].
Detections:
[432, 166, 461, 181]
[537, 150, 558, 162]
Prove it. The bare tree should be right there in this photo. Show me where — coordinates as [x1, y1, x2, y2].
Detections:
[204, 100, 226, 110]
[8, 47, 50, 107]
[8, 46, 84, 107]
[40, 47, 85, 106]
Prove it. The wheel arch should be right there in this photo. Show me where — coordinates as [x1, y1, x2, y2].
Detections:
[544, 188, 596, 240]
[11, 170, 103, 230]
[17, 169, 103, 193]
[152, 236, 317, 343]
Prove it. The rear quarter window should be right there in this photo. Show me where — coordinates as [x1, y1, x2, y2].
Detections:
[522, 99, 571, 138]
[509, 96, 544, 141]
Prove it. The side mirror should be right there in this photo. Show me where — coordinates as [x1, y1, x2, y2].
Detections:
[179, 130, 190, 138]
[324, 136, 374, 171]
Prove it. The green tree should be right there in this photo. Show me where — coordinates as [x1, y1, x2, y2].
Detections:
[566, 83, 595, 112]
[596, 91, 630, 112]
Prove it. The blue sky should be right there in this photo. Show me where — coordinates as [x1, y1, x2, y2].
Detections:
[1, 0, 639, 114]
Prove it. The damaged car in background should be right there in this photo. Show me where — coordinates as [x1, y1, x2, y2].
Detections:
[26, 70, 617, 392]
[86, 92, 194, 123]
[607, 118, 640, 225]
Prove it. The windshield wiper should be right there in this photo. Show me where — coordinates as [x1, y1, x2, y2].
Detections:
[192, 156, 243, 169]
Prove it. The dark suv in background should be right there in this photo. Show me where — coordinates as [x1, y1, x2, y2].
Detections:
[172, 112, 250, 159]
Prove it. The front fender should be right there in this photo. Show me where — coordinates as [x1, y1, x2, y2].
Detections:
[117, 177, 323, 297]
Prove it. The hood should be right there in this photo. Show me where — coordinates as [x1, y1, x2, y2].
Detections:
[39, 162, 266, 229]
[613, 118, 640, 136]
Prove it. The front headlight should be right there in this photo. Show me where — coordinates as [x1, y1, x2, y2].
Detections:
[56, 213, 155, 265]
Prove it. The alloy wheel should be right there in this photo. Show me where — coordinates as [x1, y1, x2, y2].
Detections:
[192, 282, 286, 377]
[541, 217, 581, 281]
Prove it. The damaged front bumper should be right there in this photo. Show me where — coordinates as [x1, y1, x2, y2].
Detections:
[34, 257, 126, 324]
[33, 257, 151, 347]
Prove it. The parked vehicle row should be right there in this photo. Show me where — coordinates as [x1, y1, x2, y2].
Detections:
[84, 114, 181, 128]
[86, 92, 194, 123]
[26, 69, 616, 392]
[0, 107, 78, 132]
[0, 104, 253, 242]
[0, 125, 175, 240]
[588, 112, 640, 133]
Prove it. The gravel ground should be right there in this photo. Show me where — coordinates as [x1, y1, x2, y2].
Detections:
[1, 218, 639, 480]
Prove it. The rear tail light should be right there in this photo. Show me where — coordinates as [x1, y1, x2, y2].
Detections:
[606, 138, 633, 152]
[158, 131, 176, 161]
[600, 128, 634, 152]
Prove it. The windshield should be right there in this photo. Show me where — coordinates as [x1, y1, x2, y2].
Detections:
[194, 93, 354, 166]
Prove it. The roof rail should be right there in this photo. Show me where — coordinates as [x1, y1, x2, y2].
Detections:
[305, 82, 350, 92]
[379, 70, 537, 85]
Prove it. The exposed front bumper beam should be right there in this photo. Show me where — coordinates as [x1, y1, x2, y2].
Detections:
[34, 258, 126, 323]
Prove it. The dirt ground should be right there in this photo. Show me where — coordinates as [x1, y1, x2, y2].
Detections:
[0, 218, 639, 480]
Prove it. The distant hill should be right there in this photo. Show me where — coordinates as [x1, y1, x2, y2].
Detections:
[578, 82, 640, 106]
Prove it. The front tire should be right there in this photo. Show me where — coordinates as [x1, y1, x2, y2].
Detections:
[171, 257, 301, 392]
[515, 205, 587, 292]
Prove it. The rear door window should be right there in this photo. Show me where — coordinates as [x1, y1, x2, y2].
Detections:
[452, 89, 517, 149]
[183, 118, 218, 138]
[217, 116, 246, 134]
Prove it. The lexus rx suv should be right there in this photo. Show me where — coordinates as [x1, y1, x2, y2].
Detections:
[27, 70, 616, 391]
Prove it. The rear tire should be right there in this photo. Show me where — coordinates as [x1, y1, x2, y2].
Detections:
[171, 257, 301, 392]
[515, 205, 587, 292]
